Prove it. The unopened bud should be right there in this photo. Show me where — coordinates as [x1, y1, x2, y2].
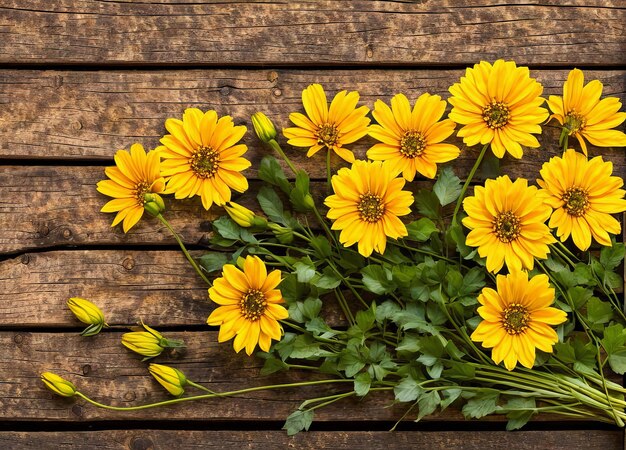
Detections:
[122, 322, 185, 361]
[303, 194, 315, 211]
[224, 202, 267, 229]
[67, 297, 108, 336]
[41, 372, 77, 397]
[148, 364, 188, 397]
[268, 223, 294, 244]
[251, 112, 277, 144]
[144, 193, 166, 217]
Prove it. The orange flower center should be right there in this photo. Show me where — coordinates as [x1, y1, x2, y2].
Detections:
[493, 211, 521, 243]
[358, 192, 385, 223]
[562, 187, 589, 217]
[565, 110, 586, 135]
[316, 123, 339, 148]
[134, 181, 152, 207]
[482, 101, 510, 129]
[190, 146, 220, 179]
[240, 289, 267, 321]
[501, 303, 530, 335]
[400, 131, 427, 158]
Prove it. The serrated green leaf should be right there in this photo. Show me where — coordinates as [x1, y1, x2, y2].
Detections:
[433, 166, 462, 206]
[462, 392, 499, 419]
[415, 189, 441, 220]
[504, 397, 536, 431]
[356, 308, 376, 332]
[405, 218, 439, 242]
[568, 287, 593, 310]
[311, 269, 341, 290]
[260, 356, 289, 375]
[212, 216, 241, 240]
[362, 265, 396, 294]
[354, 372, 371, 397]
[293, 257, 316, 283]
[601, 243, 625, 271]
[257, 186, 289, 225]
[394, 376, 423, 402]
[396, 334, 421, 353]
[259, 155, 291, 194]
[375, 300, 402, 324]
[608, 351, 626, 374]
[586, 297, 614, 325]
[289, 170, 312, 212]
[416, 390, 441, 421]
[338, 345, 366, 378]
[283, 409, 314, 436]
[310, 235, 332, 259]
[198, 252, 229, 273]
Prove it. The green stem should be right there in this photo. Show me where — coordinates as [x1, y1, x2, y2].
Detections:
[334, 287, 356, 326]
[326, 149, 332, 195]
[157, 214, 211, 286]
[451, 143, 489, 226]
[269, 139, 298, 175]
[75, 379, 352, 411]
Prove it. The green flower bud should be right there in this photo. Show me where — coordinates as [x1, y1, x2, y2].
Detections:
[122, 322, 185, 360]
[303, 194, 315, 211]
[268, 222, 294, 244]
[148, 364, 187, 397]
[251, 112, 277, 143]
[41, 372, 77, 398]
[67, 297, 107, 336]
[144, 193, 166, 217]
[224, 202, 267, 229]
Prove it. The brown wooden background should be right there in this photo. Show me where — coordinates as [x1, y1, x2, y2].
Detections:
[1, 1, 625, 448]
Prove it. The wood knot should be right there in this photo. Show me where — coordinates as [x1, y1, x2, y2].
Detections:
[365, 44, 374, 59]
[72, 120, 83, 131]
[71, 404, 83, 417]
[124, 391, 137, 402]
[13, 333, 25, 344]
[129, 436, 154, 450]
[82, 364, 92, 376]
[38, 225, 50, 237]
[273, 88, 282, 97]
[122, 256, 135, 271]
[220, 86, 231, 96]
[20, 254, 30, 265]
[62, 229, 73, 239]
[267, 71, 279, 83]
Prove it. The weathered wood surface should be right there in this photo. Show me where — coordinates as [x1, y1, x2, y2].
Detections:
[1, 1, 624, 66]
[0, 430, 622, 450]
[2, 69, 625, 162]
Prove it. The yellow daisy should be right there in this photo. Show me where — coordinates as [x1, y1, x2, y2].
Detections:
[157, 108, 251, 210]
[448, 60, 549, 159]
[462, 175, 555, 273]
[96, 143, 165, 233]
[537, 149, 626, 251]
[208, 255, 288, 355]
[547, 68, 626, 155]
[283, 84, 370, 163]
[471, 270, 566, 371]
[324, 160, 414, 257]
[367, 93, 460, 180]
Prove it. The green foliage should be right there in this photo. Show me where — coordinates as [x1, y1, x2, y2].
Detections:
[433, 166, 462, 206]
[283, 409, 314, 436]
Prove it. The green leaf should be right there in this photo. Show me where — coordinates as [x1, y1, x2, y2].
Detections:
[554, 342, 576, 364]
[601, 243, 625, 271]
[80, 323, 103, 337]
[354, 372, 371, 397]
[572, 336, 597, 369]
[394, 376, 423, 402]
[586, 297, 614, 325]
[416, 391, 441, 421]
[396, 334, 421, 353]
[405, 218, 439, 242]
[362, 265, 396, 295]
[462, 392, 499, 419]
[198, 252, 229, 273]
[375, 300, 402, 324]
[305, 317, 338, 338]
[568, 287, 593, 310]
[212, 216, 241, 240]
[289, 334, 333, 359]
[356, 307, 376, 332]
[440, 388, 463, 410]
[259, 155, 291, 194]
[460, 267, 486, 295]
[279, 274, 307, 304]
[310, 236, 332, 259]
[338, 345, 366, 377]
[448, 222, 475, 259]
[257, 186, 289, 225]
[311, 267, 341, 290]
[415, 189, 441, 220]
[289, 170, 312, 212]
[504, 397, 536, 431]
[302, 298, 322, 320]
[293, 257, 316, 283]
[608, 351, 626, 374]
[283, 409, 314, 436]
[601, 324, 626, 355]
[260, 356, 289, 375]
[433, 166, 462, 206]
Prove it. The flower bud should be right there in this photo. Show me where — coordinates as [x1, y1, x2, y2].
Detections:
[41, 372, 77, 397]
[122, 322, 185, 360]
[251, 112, 277, 143]
[303, 194, 315, 211]
[224, 202, 268, 229]
[148, 364, 187, 397]
[67, 297, 108, 336]
[268, 222, 294, 244]
[144, 193, 166, 217]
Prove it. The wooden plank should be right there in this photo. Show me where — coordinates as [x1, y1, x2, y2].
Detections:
[2, 69, 624, 162]
[1, 1, 624, 66]
[0, 430, 622, 450]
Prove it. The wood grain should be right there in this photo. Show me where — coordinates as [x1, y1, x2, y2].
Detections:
[0, 430, 622, 450]
[1, 1, 624, 66]
[2, 69, 624, 163]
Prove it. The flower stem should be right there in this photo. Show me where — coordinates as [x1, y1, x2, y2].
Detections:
[451, 143, 489, 226]
[156, 214, 212, 286]
[326, 149, 332, 195]
[269, 139, 298, 175]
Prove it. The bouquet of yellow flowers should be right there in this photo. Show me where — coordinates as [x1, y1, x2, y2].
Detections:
[42, 60, 626, 434]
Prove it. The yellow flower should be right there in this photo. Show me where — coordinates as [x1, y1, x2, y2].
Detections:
[41, 372, 77, 397]
[148, 364, 187, 397]
[208, 255, 288, 356]
[324, 160, 414, 257]
[547, 68, 626, 155]
[367, 93, 460, 180]
[471, 270, 566, 371]
[462, 175, 555, 273]
[157, 108, 251, 210]
[537, 149, 626, 251]
[121, 322, 185, 360]
[224, 202, 267, 229]
[283, 84, 370, 163]
[448, 60, 549, 159]
[96, 143, 165, 233]
[67, 297, 108, 336]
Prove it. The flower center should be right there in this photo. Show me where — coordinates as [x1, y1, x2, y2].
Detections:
[240, 289, 267, 321]
[358, 192, 385, 223]
[493, 211, 521, 243]
[134, 181, 152, 207]
[400, 131, 427, 158]
[564, 110, 586, 135]
[562, 187, 589, 217]
[190, 146, 220, 179]
[501, 303, 530, 335]
[316, 123, 339, 148]
[482, 101, 510, 129]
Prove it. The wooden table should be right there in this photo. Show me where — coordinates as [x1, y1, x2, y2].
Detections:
[1, 1, 625, 448]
